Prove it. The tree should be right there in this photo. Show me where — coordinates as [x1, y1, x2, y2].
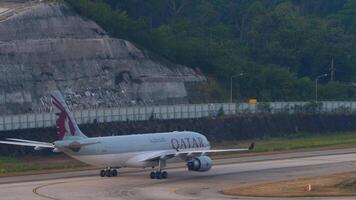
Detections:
[64, 0, 356, 101]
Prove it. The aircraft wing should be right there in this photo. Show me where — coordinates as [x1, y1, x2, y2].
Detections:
[0, 138, 99, 150]
[141, 142, 254, 162]
[6, 138, 53, 146]
[59, 141, 100, 148]
[0, 140, 54, 148]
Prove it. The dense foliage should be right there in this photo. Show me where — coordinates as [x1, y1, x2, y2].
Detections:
[64, 0, 356, 101]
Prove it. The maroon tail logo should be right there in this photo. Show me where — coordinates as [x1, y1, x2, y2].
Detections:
[51, 95, 76, 140]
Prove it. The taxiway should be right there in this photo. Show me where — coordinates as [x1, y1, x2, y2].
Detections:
[2, 148, 356, 200]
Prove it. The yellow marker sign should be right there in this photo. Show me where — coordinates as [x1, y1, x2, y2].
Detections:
[249, 99, 257, 104]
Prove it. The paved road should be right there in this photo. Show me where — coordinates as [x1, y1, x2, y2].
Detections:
[2, 148, 356, 200]
[0, 0, 38, 22]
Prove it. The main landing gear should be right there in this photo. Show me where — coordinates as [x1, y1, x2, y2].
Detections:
[150, 159, 168, 179]
[150, 170, 168, 179]
[100, 168, 118, 177]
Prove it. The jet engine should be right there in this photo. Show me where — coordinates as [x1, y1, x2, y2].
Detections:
[52, 148, 61, 153]
[187, 156, 212, 172]
[34, 146, 44, 151]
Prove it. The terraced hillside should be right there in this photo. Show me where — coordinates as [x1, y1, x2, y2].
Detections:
[0, 0, 205, 114]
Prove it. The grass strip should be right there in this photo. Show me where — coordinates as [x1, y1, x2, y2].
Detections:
[0, 155, 88, 175]
[223, 172, 356, 197]
[214, 132, 356, 152]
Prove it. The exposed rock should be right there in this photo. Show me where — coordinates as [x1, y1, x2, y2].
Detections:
[0, 1, 206, 114]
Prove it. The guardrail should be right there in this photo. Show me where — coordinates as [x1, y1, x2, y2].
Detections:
[1, 101, 356, 131]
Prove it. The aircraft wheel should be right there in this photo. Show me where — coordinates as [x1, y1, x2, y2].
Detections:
[150, 171, 156, 179]
[155, 171, 162, 179]
[105, 170, 112, 177]
[100, 170, 106, 177]
[162, 171, 168, 179]
[112, 169, 118, 177]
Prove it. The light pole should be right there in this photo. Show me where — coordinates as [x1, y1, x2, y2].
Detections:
[230, 73, 244, 103]
[315, 74, 328, 103]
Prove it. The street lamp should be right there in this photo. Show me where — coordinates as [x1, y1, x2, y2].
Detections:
[230, 73, 244, 103]
[315, 74, 328, 103]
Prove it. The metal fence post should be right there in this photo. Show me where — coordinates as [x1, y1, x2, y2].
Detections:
[26, 113, 29, 129]
[110, 108, 113, 122]
[173, 105, 176, 119]
[236, 102, 239, 115]
[80, 110, 83, 125]
[34, 113, 37, 128]
[181, 104, 183, 119]
[10, 115, 13, 130]
[2, 116, 4, 131]
[42, 112, 45, 128]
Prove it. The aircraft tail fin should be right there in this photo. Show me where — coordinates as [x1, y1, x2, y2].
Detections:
[50, 91, 87, 140]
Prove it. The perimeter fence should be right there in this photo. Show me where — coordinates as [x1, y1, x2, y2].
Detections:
[1, 101, 356, 131]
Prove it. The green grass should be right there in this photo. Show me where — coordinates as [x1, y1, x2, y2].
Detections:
[0, 155, 88, 175]
[257, 133, 356, 152]
[0, 156, 17, 164]
[0, 156, 34, 174]
[214, 132, 356, 153]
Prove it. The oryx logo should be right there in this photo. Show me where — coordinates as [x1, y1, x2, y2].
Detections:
[51, 95, 76, 140]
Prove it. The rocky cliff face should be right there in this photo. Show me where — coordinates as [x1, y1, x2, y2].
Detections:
[0, 1, 205, 114]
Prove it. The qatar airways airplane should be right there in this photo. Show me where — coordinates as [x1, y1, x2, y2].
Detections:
[0, 91, 254, 179]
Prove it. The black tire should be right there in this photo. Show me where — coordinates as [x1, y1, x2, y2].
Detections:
[162, 171, 168, 179]
[150, 171, 156, 179]
[100, 170, 106, 177]
[105, 170, 112, 177]
[112, 169, 118, 177]
[155, 171, 162, 179]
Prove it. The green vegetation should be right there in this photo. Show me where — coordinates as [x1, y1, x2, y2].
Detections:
[223, 172, 356, 197]
[0, 156, 87, 175]
[0, 157, 37, 174]
[64, 0, 356, 102]
[215, 132, 356, 152]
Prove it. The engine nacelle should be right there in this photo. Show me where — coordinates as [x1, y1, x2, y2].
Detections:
[187, 156, 213, 172]
[52, 148, 61, 153]
[34, 146, 44, 151]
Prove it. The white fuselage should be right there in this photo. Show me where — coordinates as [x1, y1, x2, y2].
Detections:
[54, 131, 210, 168]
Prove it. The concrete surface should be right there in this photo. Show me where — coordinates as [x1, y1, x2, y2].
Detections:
[2, 148, 356, 199]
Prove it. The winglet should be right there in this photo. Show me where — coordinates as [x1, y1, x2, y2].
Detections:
[248, 142, 255, 150]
